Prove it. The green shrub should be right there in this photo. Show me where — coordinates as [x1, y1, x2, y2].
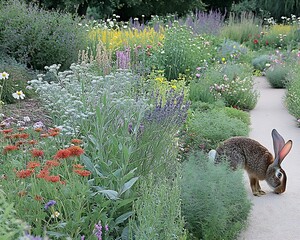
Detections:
[252, 54, 271, 71]
[129, 174, 186, 240]
[0, 0, 87, 70]
[189, 76, 219, 104]
[181, 151, 251, 240]
[185, 109, 249, 150]
[265, 64, 289, 88]
[0, 189, 27, 239]
[285, 66, 300, 121]
[0, 54, 36, 103]
[223, 106, 251, 125]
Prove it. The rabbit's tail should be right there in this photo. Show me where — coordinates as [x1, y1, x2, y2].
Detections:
[208, 149, 217, 162]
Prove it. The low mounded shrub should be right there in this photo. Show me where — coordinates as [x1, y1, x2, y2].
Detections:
[252, 54, 270, 71]
[0, 0, 87, 70]
[185, 109, 249, 151]
[265, 64, 289, 88]
[223, 106, 251, 125]
[181, 151, 251, 240]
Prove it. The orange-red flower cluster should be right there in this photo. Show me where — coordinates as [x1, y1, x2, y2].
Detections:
[31, 149, 44, 158]
[3, 145, 18, 154]
[74, 169, 91, 177]
[71, 139, 82, 145]
[67, 146, 84, 156]
[27, 161, 41, 169]
[54, 149, 71, 159]
[16, 169, 34, 178]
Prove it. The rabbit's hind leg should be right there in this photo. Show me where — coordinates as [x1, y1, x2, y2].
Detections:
[249, 176, 265, 196]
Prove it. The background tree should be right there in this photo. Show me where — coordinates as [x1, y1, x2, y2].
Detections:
[25, 0, 205, 20]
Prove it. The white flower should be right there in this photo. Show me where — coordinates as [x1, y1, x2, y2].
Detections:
[0, 72, 9, 80]
[12, 90, 25, 100]
[23, 116, 31, 122]
[51, 211, 60, 218]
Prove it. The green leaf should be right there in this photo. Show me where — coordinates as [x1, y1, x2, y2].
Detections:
[115, 211, 133, 225]
[119, 177, 139, 196]
[98, 189, 119, 200]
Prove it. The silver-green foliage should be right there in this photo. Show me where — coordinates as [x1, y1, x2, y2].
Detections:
[29, 64, 149, 136]
[129, 174, 186, 240]
[181, 151, 251, 240]
[0, 189, 27, 239]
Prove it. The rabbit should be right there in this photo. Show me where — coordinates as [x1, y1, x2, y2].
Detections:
[210, 129, 292, 196]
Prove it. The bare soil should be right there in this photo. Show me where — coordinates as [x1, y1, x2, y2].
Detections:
[2, 98, 53, 127]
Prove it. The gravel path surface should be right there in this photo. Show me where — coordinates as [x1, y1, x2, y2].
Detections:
[238, 77, 300, 240]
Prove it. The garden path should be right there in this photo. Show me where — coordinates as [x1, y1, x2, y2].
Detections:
[238, 77, 300, 240]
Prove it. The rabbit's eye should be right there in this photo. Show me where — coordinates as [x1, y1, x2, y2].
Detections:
[276, 171, 282, 179]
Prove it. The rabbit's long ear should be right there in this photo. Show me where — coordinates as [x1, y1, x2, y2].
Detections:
[274, 140, 292, 165]
[272, 129, 285, 159]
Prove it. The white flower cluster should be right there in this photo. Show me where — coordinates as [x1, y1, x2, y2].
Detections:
[29, 64, 149, 136]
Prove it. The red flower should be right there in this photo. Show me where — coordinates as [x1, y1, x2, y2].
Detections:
[1, 128, 13, 134]
[71, 139, 82, 145]
[11, 134, 21, 139]
[3, 145, 18, 154]
[265, 40, 269, 45]
[45, 160, 60, 167]
[73, 164, 84, 169]
[49, 131, 59, 137]
[74, 169, 91, 177]
[253, 39, 259, 44]
[31, 149, 44, 158]
[28, 140, 38, 145]
[37, 168, 50, 179]
[45, 175, 61, 183]
[27, 161, 41, 169]
[19, 133, 30, 139]
[40, 133, 49, 138]
[67, 146, 84, 157]
[54, 149, 71, 159]
[16, 169, 34, 178]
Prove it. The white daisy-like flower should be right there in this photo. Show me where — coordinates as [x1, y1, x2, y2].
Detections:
[0, 72, 9, 80]
[12, 90, 25, 100]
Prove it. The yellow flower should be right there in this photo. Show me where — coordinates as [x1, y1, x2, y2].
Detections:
[171, 85, 177, 90]
[221, 57, 226, 62]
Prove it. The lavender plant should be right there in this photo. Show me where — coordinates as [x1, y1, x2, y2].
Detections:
[179, 10, 225, 35]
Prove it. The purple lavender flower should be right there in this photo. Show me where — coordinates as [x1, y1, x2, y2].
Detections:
[44, 200, 56, 210]
[144, 90, 190, 126]
[93, 221, 103, 240]
[105, 224, 109, 231]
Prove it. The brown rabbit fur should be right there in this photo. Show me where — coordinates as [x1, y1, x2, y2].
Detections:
[214, 131, 291, 196]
